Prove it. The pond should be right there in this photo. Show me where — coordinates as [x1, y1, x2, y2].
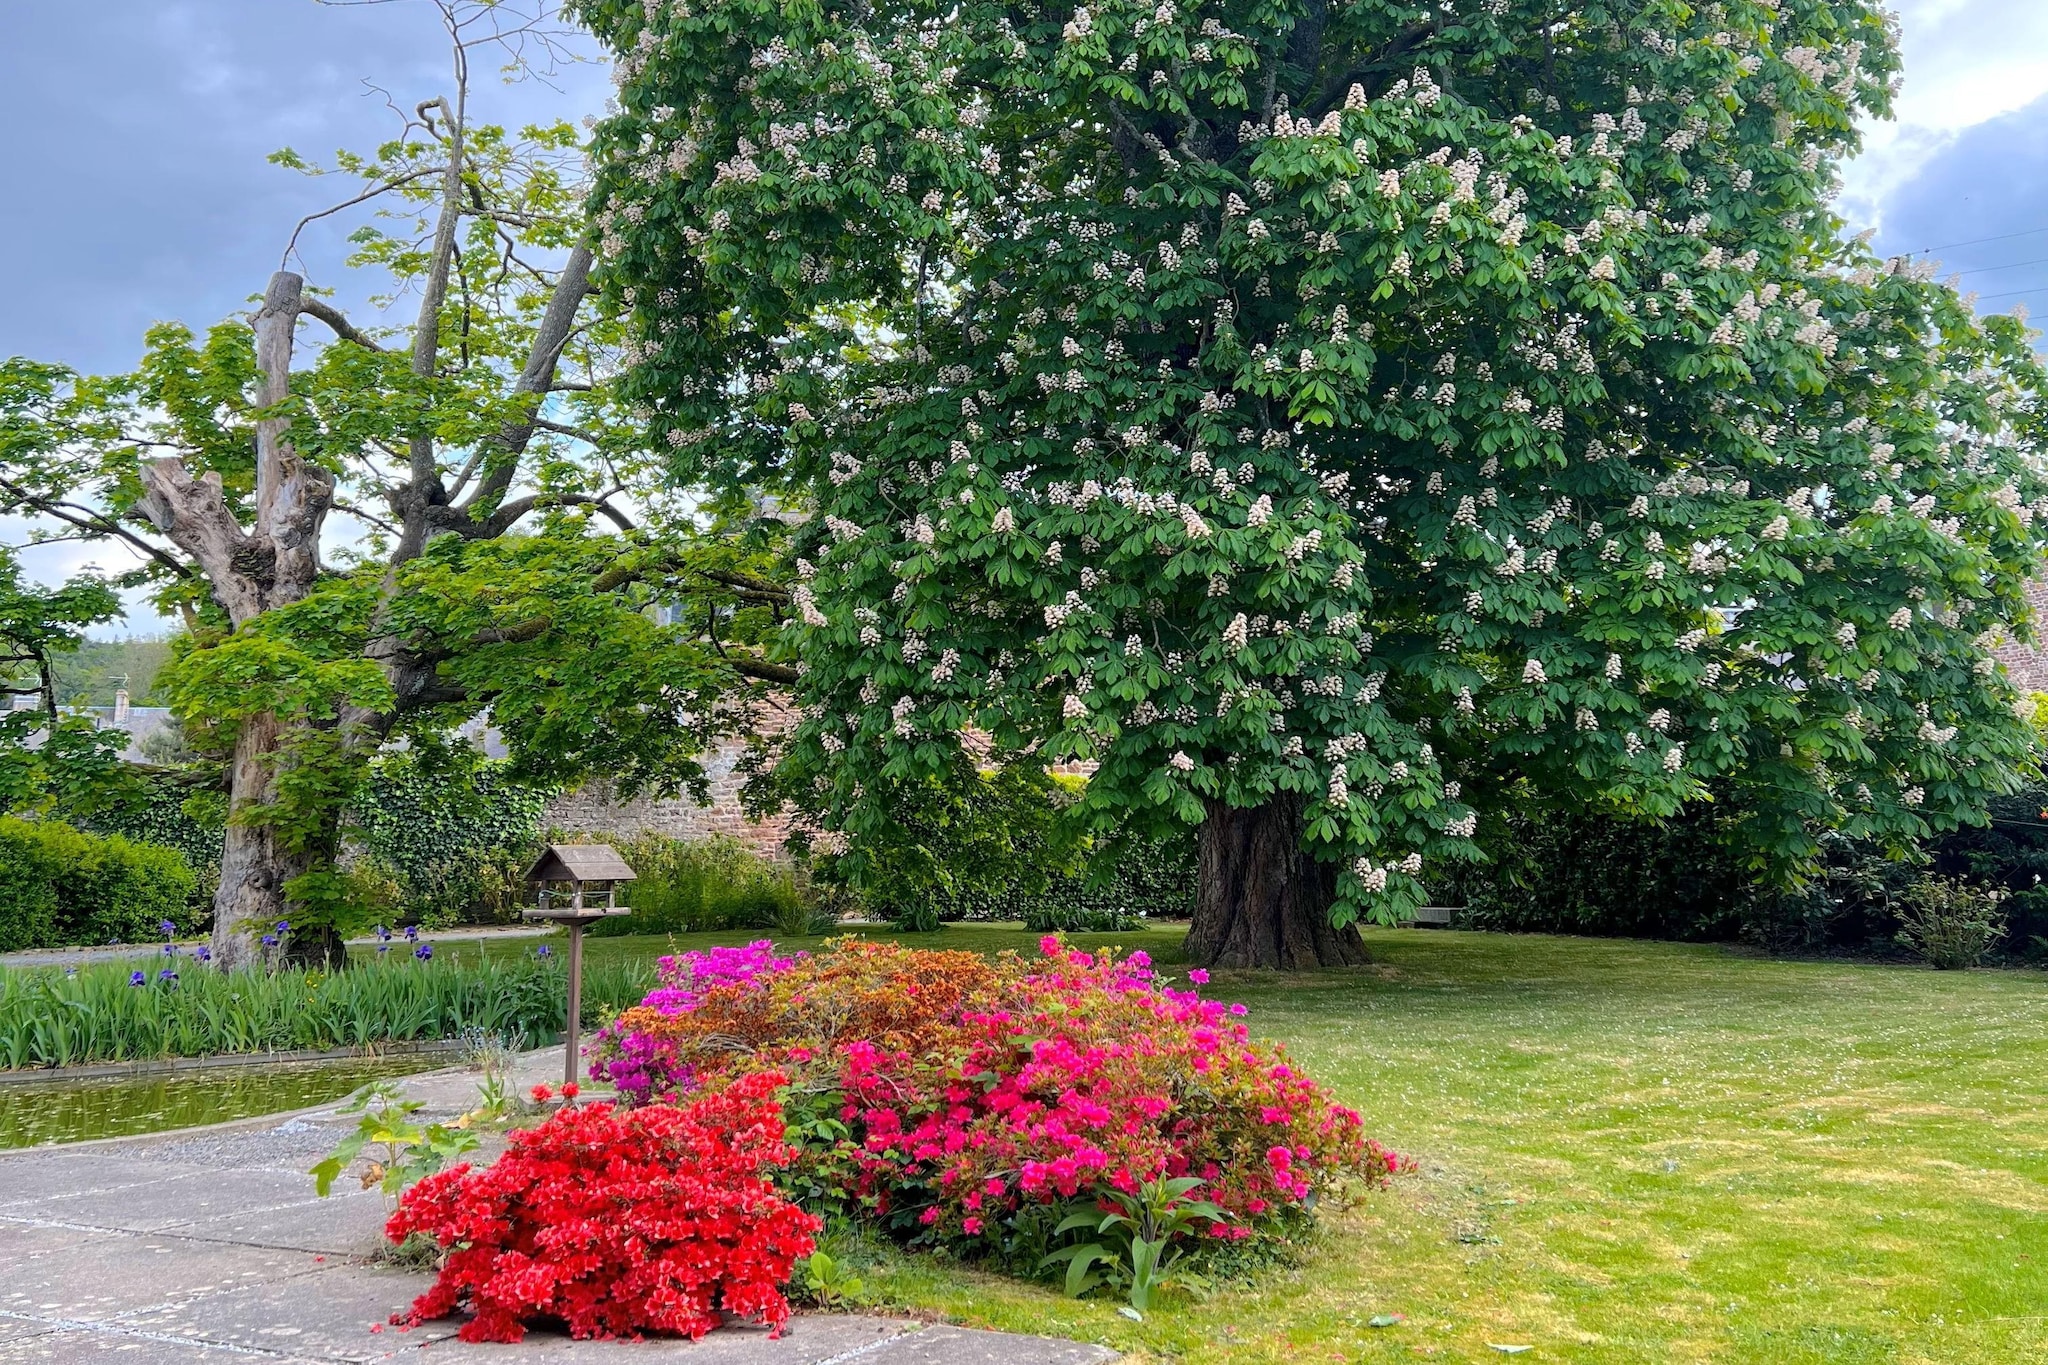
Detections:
[0, 1054, 448, 1149]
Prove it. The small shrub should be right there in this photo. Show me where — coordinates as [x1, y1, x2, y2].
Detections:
[1893, 876, 2007, 969]
[587, 834, 809, 936]
[387, 1071, 821, 1343]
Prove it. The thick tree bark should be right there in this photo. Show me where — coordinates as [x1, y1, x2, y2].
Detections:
[139, 271, 334, 970]
[1185, 795, 1369, 970]
[213, 714, 321, 967]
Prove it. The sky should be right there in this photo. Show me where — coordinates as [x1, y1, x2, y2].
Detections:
[1, 0, 2045, 629]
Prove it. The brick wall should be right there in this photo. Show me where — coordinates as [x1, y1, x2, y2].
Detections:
[1995, 579, 2048, 694]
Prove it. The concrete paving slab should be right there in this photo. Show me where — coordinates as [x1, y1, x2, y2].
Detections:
[174, 1190, 393, 1256]
[0, 1222, 322, 1323]
[113, 1262, 458, 1362]
[0, 1155, 216, 1207]
[0, 1326, 322, 1362]
[871, 1325, 1117, 1364]
[19, 1169, 325, 1233]
[129, 1118, 352, 1174]
[377, 1314, 917, 1363]
[0, 1322, 53, 1347]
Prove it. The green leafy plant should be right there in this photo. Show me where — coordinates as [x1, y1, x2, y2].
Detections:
[0, 816, 197, 952]
[1042, 1176, 1228, 1311]
[0, 951, 655, 1072]
[799, 1250, 868, 1308]
[310, 1081, 480, 1202]
[1893, 876, 2008, 970]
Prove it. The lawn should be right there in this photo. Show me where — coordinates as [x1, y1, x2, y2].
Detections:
[497, 924, 2048, 1363]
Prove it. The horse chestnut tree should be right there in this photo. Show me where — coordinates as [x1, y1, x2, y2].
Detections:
[577, 0, 2048, 965]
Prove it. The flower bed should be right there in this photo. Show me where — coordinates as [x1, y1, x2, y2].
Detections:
[593, 935, 1406, 1261]
[392, 935, 1404, 1340]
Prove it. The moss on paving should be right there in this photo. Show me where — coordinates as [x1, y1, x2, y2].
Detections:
[488, 924, 2048, 1363]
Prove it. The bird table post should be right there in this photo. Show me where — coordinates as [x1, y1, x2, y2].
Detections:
[522, 844, 637, 1090]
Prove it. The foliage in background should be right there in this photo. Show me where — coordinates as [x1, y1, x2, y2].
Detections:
[353, 748, 555, 927]
[84, 773, 227, 904]
[787, 764, 1193, 931]
[0, 817, 197, 953]
[585, 833, 818, 937]
[44, 635, 175, 710]
[781, 757, 1080, 934]
[0, 547, 122, 720]
[0, 949, 654, 1071]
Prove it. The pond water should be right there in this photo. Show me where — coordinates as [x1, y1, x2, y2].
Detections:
[0, 1054, 446, 1149]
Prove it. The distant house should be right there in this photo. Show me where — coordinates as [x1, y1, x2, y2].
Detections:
[10, 691, 175, 763]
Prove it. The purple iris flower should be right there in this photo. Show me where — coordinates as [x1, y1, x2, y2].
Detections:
[404, 925, 419, 942]
[375, 925, 391, 941]
[260, 934, 279, 948]
[157, 968, 178, 985]
[414, 943, 434, 961]
[162, 943, 177, 957]
[159, 920, 177, 938]
[128, 970, 146, 987]
[275, 920, 291, 934]
[195, 945, 211, 964]
[535, 945, 553, 959]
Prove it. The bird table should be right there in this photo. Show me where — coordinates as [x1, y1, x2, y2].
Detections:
[522, 844, 638, 1088]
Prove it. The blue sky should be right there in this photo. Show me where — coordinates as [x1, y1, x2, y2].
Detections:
[1, 0, 2044, 621]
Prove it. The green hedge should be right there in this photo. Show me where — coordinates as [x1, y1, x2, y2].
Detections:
[84, 774, 225, 900]
[940, 828, 1197, 930]
[0, 818, 198, 952]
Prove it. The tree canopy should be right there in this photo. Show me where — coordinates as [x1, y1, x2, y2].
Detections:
[578, 0, 2048, 940]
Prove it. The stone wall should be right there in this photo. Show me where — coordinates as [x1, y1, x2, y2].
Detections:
[540, 737, 797, 857]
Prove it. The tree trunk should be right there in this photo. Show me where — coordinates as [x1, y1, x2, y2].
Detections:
[211, 716, 306, 969]
[139, 271, 335, 969]
[1185, 795, 1369, 970]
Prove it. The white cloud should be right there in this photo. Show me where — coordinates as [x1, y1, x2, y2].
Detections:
[1840, 0, 2048, 232]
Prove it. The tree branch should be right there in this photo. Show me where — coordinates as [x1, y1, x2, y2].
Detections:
[299, 297, 386, 351]
[278, 165, 448, 271]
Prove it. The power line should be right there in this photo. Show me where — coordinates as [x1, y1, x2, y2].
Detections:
[1911, 224, 2048, 255]
[1972, 284, 2048, 302]
[1955, 254, 2048, 278]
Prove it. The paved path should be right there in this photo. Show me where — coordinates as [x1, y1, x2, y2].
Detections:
[0, 1051, 1115, 1365]
[0, 926, 554, 972]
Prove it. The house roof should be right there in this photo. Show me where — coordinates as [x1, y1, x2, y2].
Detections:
[524, 843, 638, 884]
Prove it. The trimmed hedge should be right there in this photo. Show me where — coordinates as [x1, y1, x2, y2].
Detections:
[0, 817, 198, 952]
[941, 828, 1197, 930]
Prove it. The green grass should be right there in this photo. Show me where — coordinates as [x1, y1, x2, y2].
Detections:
[535, 922, 2048, 1364]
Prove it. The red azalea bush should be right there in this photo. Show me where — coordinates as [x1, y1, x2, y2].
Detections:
[387, 1071, 821, 1343]
[596, 936, 1408, 1263]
